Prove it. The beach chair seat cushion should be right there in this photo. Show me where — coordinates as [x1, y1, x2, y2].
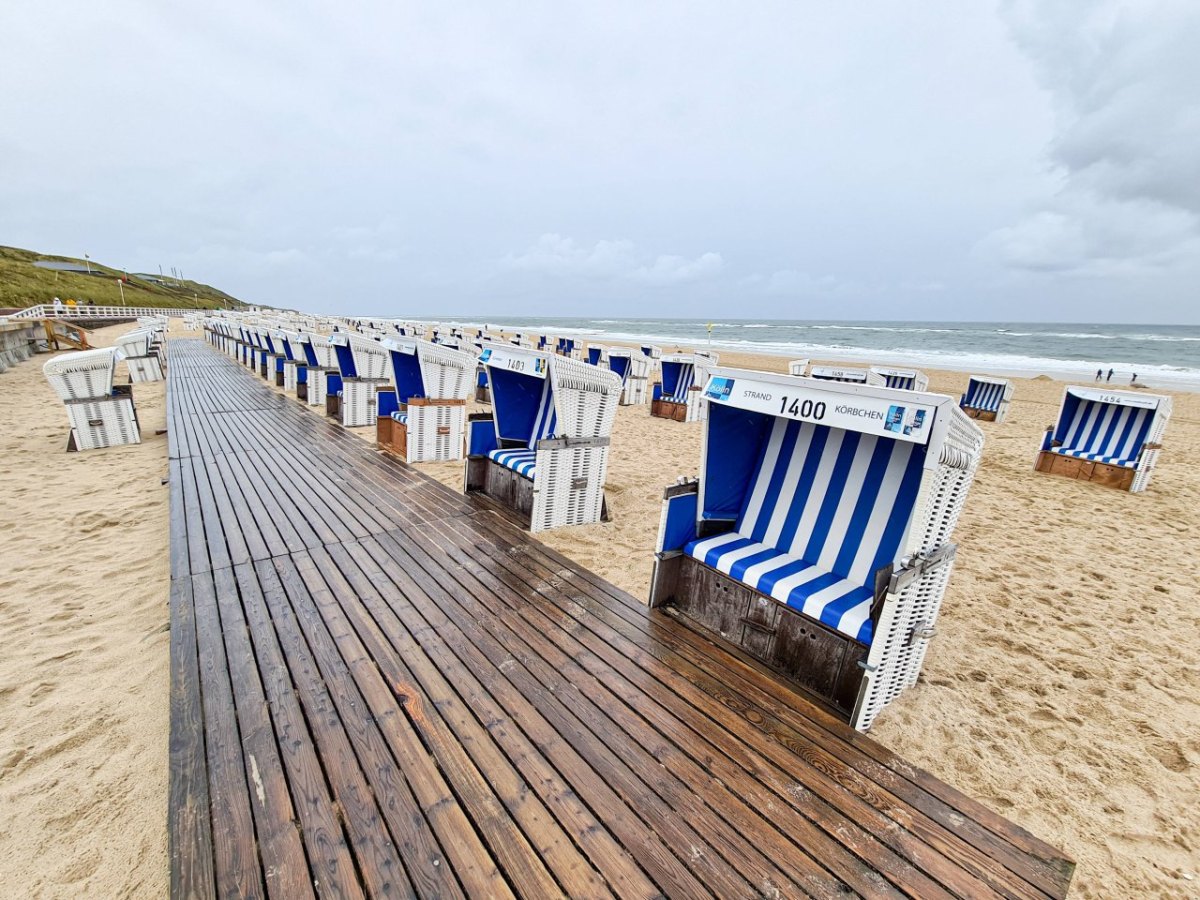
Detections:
[390, 411, 408, 424]
[684, 534, 875, 643]
[1049, 399, 1153, 469]
[684, 415, 927, 644]
[489, 448, 537, 479]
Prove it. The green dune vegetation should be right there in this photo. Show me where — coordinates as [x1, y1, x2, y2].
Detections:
[0, 245, 245, 311]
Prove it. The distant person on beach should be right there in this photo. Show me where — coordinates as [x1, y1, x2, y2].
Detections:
[52, 297, 63, 313]
[1131, 373, 1138, 385]
[1106, 368, 1114, 382]
[1095, 368, 1103, 381]
[66, 298, 77, 309]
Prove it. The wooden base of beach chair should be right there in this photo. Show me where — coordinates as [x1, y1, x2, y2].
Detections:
[651, 398, 688, 422]
[275, 370, 285, 387]
[466, 455, 611, 531]
[296, 383, 308, 401]
[658, 555, 867, 718]
[1035, 451, 1137, 491]
[474, 384, 490, 405]
[963, 407, 997, 422]
[326, 393, 341, 419]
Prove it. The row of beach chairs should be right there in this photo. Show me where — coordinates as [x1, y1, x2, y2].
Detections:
[200, 312, 1173, 732]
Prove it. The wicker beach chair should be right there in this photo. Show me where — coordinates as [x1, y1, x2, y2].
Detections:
[43, 347, 141, 451]
[464, 345, 622, 532]
[651, 351, 720, 422]
[586, 344, 607, 366]
[295, 331, 338, 405]
[788, 359, 810, 377]
[650, 368, 984, 730]
[960, 376, 1014, 423]
[606, 347, 651, 406]
[376, 338, 476, 462]
[114, 329, 166, 383]
[871, 367, 930, 391]
[1035, 386, 1171, 492]
[326, 333, 390, 426]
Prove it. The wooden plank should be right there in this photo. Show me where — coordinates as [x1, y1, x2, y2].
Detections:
[191, 570, 267, 899]
[315, 542, 616, 900]
[168, 576, 216, 900]
[229, 563, 364, 899]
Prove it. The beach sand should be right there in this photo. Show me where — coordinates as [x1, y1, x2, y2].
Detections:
[0, 322, 170, 897]
[3, 329, 1197, 898]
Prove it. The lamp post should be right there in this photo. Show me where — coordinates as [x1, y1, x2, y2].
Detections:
[84, 254, 91, 274]
[117, 278, 125, 305]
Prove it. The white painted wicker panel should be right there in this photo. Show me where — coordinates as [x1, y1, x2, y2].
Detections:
[340, 380, 383, 427]
[549, 356, 622, 439]
[43, 349, 118, 401]
[127, 356, 165, 383]
[684, 389, 707, 423]
[283, 361, 300, 392]
[415, 343, 474, 401]
[406, 404, 466, 462]
[620, 354, 651, 405]
[308, 370, 329, 406]
[65, 397, 141, 450]
[530, 444, 610, 532]
[346, 334, 391, 380]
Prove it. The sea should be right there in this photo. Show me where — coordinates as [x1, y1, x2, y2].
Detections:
[395, 317, 1200, 391]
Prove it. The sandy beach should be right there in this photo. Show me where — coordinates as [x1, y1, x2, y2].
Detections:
[2, 327, 1197, 898]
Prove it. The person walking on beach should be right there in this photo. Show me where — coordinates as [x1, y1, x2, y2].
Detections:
[1131, 373, 1138, 385]
[1095, 368, 1103, 381]
[1106, 368, 1114, 382]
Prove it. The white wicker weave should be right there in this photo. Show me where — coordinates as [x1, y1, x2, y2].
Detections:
[43, 347, 119, 401]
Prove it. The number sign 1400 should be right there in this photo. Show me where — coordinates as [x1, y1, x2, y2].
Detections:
[778, 396, 826, 420]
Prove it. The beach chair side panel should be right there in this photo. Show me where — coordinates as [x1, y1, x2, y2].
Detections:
[406, 403, 468, 463]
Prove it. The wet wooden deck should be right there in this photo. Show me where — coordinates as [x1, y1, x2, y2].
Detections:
[166, 339, 1073, 899]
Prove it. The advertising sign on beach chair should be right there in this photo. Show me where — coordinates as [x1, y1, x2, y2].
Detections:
[649, 368, 984, 730]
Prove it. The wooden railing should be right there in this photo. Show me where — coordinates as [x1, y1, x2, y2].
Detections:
[2, 304, 219, 321]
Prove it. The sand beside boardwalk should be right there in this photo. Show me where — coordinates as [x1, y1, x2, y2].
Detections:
[0, 322, 169, 897]
[2, 328, 1197, 898]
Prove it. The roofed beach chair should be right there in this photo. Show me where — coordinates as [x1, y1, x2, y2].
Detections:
[871, 367, 929, 391]
[464, 345, 622, 532]
[376, 338, 476, 462]
[474, 365, 491, 404]
[809, 365, 884, 385]
[651, 351, 720, 422]
[650, 368, 984, 729]
[1035, 386, 1171, 492]
[960, 375, 1013, 423]
[586, 344, 607, 366]
[327, 333, 390, 426]
[115, 329, 166, 383]
[275, 330, 307, 392]
[43, 348, 141, 450]
[294, 331, 336, 404]
[607, 347, 651, 405]
[788, 359, 810, 377]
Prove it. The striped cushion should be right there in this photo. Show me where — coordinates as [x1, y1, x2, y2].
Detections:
[690, 416, 925, 643]
[663, 362, 695, 402]
[1052, 401, 1151, 468]
[390, 412, 408, 424]
[685, 535, 875, 643]
[489, 448, 537, 479]
[962, 380, 1004, 412]
[528, 379, 557, 449]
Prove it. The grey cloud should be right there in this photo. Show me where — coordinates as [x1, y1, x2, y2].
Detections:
[988, 0, 1200, 275]
[503, 234, 722, 286]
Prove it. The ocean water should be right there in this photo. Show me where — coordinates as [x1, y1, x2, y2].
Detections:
[404, 317, 1200, 391]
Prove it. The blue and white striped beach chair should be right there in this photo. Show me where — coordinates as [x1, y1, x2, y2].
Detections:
[326, 333, 391, 427]
[465, 345, 622, 531]
[651, 367, 984, 730]
[606, 348, 651, 405]
[376, 338, 476, 462]
[960, 375, 1013, 423]
[870, 367, 929, 391]
[1036, 386, 1171, 492]
[652, 351, 719, 422]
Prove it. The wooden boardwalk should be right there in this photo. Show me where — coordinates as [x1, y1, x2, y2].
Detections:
[166, 340, 1073, 899]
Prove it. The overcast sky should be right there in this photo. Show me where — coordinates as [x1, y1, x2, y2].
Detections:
[2, 1, 1196, 322]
